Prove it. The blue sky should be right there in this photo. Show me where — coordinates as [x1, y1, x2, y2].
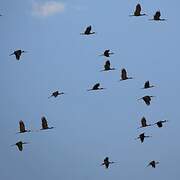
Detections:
[0, 0, 180, 179]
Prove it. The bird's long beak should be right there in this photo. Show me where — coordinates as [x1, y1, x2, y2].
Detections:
[23, 142, 30, 145]
[137, 98, 143, 101]
[9, 53, 14, 56]
[23, 51, 28, 53]
[145, 135, 152, 138]
[10, 144, 16, 147]
[87, 88, 94, 91]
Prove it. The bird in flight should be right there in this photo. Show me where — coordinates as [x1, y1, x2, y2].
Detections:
[40, 116, 54, 130]
[135, 133, 151, 143]
[99, 49, 114, 57]
[153, 120, 168, 128]
[138, 117, 152, 128]
[120, 68, 133, 81]
[147, 160, 159, 168]
[48, 91, 64, 98]
[11, 141, 29, 151]
[18, 120, 31, 133]
[87, 83, 105, 91]
[138, 95, 155, 106]
[150, 11, 166, 21]
[129, 4, 147, 16]
[101, 60, 115, 71]
[10, 49, 27, 60]
[142, 81, 155, 89]
[80, 25, 95, 35]
[101, 157, 116, 169]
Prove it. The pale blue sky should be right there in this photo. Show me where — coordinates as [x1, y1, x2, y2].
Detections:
[0, 0, 180, 179]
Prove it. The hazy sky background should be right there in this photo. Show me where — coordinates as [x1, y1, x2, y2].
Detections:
[0, 0, 180, 179]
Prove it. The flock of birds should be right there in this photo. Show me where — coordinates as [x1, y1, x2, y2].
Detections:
[9, 3, 168, 170]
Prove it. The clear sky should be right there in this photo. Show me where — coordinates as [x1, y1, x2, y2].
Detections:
[0, 0, 180, 179]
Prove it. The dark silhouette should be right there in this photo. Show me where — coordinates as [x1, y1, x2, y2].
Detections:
[18, 120, 31, 133]
[87, 83, 105, 91]
[138, 117, 152, 128]
[10, 49, 27, 60]
[40, 116, 54, 130]
[147, 160, 159, 168]
[150, 11, 166, 21]
[130, 4, 147, 16]
[101, 157, 115, 168]
[101, 60, 115, 71]
[99, 49, 114, 57]
[80, 25, 95, 35]
[11, 141, 29, 151]
[153, 120, 168, 128]
[48, 91, 64, 98]
[120, 68, 133, 81]
[138, 95, 155, 105]
[135, 133, 151, 143]
[142, 81, 155, 89]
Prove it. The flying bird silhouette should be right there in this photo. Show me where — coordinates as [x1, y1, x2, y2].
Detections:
[11, 141, 29, 151]
[130, 4, 147, 16]
[153, 120, 168, 128]
[10, 49, 27, 60]
[101, 60, 115, 71]
[150, 11, 166, 21]
[138, 117, 152, 128]
[101, 157, 115, 169]
[40, 116, 54, 130]
[120, 68, 133, 81]
[87, 83, 105, 91]
[142, 81, 155, 89]
[138, 95, 155, 105]
[135, 133, 151, 143]
[48, 91, 64, 98]
[99, 49, 114, 57]
[80, 25, 95, 35]
[18, 120, 31, 133]
[147, 160, 159, 168]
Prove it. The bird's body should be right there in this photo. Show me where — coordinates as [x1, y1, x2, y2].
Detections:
[87, 83, 105, 91]
[48, 91, 64, 98]
[136, 133, 151, 143]
[80, 25, 95, 35]
[130, 4, 146, 16]
[120, 68, 133, 81]
[99, 49, 114, 57]
[143, 81, 154, 89]
[154, 120, 168, 128]
[101, 157, 115, 169]
[40, 116, 54, 130]
[138, 95, 155, 105]
[19, 120, 30, 133]
[147, 160, 159, 168]
[101, 60, 115, 71]
[138, 117, 152, 128]
[150, 11, 166, 21]
[10, 49, 26, 60]
[11, 141, 29, 151]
